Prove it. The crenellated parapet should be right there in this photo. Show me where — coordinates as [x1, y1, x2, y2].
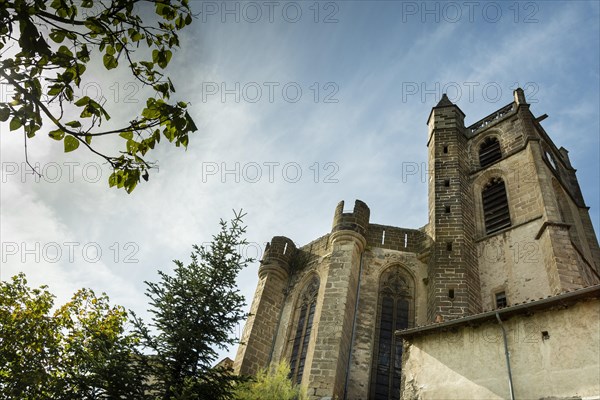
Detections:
[331, 199, 370, 237]
[365, 224, 430, 254]
[259, 236, 296, 280]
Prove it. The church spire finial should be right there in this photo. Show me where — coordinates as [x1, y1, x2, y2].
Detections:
[435, 93, 454, 108]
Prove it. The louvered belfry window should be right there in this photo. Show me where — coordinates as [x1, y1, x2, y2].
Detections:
[289, 276, 319, 384]
[370, 268, 411, 400]
[479, 137, 502, 167]
[482, 177, 511, 234]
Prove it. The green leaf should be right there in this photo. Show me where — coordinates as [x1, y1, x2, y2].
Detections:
[103, 53, 118, 70]
[108, 172, 118, 187]
[185, 111, 198, 132]
[75, 96, 90, 107]
[49, 129, 65, 140]
[126, 139, 138, 153]
[64, 136, 80, 152]
[131, 31, 143, 42]
[48, 85, 62, 96]
[64, 86, 74, 101]
[25, 124, 39, 138]
[9, 117, 22, 131]
[85, 20, 104, 34]
[141, 107, 160, 119]
[57, 45, 73, 58]
[119, 131, 133, 140]
[152, 49, 173, 69]
[0, 108, 10, 122]
[65, 120, 82, 128]
[49, 30, 65, 43]
[176, 16, 185, 29]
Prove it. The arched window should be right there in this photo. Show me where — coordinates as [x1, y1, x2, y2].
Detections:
[479, 137, 502, 167]
[482, 177, 511, 234]
[370, 267, 413, 400]
[289, 276, 319, 384]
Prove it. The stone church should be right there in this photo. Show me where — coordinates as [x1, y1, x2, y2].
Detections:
[233, 89, 600, 399]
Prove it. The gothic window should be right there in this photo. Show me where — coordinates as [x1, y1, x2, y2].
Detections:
[289, 276, 319, 384]
[479, 137, 502, 167]
[482, 177, 511, 234]
[370, 268, 413, 400]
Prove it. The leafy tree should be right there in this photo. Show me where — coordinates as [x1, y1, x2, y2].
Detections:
[0, 0, 197, 192]
[0, 273, 58, 399]
[0, 273, 147, 399]
[133, 211, 252, 400]
[233, 362, 307, 400]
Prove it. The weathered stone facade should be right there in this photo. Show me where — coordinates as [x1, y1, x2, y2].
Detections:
[398, 287, 600, 399]
[234, 89, 600, 399]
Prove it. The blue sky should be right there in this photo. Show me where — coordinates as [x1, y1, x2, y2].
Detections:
[1, 0, 599, 362]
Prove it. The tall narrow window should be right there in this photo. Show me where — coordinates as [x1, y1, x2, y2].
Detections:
[482, 177, 511, 234]
[479, 137, 502, 167]
[289, 276, 319, 384]
[495, 291, 507, 308]
[370, 268, 413, 400]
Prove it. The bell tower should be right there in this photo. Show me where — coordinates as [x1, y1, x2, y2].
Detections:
[426, 94, 482, 322]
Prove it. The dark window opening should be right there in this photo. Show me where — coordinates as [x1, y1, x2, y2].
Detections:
[445, 205, 451, 213]
[446, 242, 452, 251]
[289, 277, 319, 384]
[495, 291, 507, 309]
[482, 178, 511, 234]
[479, 137, 502, 167]
[443, 146, 448, 154]
[448, 289, 455, 299]
[444, 179, 450, 187]
[370, 269, 412, 400]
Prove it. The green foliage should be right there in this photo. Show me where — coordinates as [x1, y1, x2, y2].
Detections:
[233, 362, 307, 400]
[0, 273, 147, 399]
[0, 0, 196, 192]
[0, 273, 58, 399]
[132, 210, 253, 399]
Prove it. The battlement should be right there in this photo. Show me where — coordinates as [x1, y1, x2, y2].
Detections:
[332, 200, 370, 236]
[366, 224, 430, 254]
[261, 236, 296, 264]
[467, 102, 515, 135]
[258, 236, 297, 280]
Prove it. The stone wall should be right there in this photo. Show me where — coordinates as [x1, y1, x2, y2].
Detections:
[365, 225, 428, 254]
[470, 94, 599, 306]
[234, 236, 295, 375]
[427, 99, 481, 322]
[345, 247, 428, 399]
[400, 297, 600, 399]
